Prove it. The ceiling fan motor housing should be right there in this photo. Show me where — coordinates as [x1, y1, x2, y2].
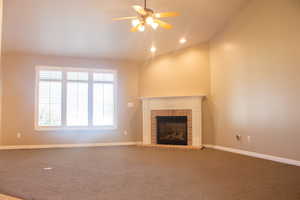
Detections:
[142, 8, 154, 17]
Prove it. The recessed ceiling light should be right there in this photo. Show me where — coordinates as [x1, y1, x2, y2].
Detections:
[43, 167, 53, 170]
[150, 46, 156, 53]
[179, 38, 187, 44]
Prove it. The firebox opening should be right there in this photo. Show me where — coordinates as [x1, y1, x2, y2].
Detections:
[156, 116, 188, 146]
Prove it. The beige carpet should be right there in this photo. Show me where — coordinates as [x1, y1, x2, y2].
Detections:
[0, 146, 299, 200]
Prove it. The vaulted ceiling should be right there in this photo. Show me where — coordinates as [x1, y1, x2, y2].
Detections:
[2, 0, 248, 61]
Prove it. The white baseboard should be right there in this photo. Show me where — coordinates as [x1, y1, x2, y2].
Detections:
[204, 144, 300, 167]
[0, 142, 139, 150]
[2, 142, 299, 167]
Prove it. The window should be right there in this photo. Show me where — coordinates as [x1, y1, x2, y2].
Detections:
[66, 72, 89, 126]
[35, 66, 117, 130]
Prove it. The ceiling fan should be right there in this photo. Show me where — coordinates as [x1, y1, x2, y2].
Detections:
[113, 0, 180, 32]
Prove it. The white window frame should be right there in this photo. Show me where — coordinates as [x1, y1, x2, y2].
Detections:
[34, 66, 118, 131]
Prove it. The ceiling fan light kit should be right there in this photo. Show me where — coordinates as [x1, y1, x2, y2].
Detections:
[138, 24, 145, 32]
[131, 19, 140, 27]
[113, 0, 184, 54]
[113, 0, 179, 32]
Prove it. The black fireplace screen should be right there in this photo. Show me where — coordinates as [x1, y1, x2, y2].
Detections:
[156, 116, 188, 145]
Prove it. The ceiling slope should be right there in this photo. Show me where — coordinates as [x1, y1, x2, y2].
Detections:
[2, 0, 249, 61]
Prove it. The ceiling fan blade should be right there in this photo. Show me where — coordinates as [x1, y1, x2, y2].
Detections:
[154, 12, 180, 18]
[113, 16, 137, 21]
[132, 5, 146, 15]
[154, 19, 173, 29]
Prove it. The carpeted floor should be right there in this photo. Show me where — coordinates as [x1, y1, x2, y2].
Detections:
[0, 146, 299, 200]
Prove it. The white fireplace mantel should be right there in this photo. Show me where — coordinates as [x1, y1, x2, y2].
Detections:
[141, 95, 205, 147]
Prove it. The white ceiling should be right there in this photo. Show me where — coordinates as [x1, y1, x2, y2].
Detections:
[2, 0, 249, 61]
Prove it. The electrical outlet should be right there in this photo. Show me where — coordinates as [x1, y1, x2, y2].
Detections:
[235, 134, 241, 141]
[17, 132, 22, 139]
[124, 130, 128, 136]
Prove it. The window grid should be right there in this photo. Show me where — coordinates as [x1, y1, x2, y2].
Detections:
[35, 66, 117, 130]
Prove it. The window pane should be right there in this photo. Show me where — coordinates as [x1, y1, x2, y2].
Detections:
[38, 81, 62, 126]
[93, 83, 114, 126]
[40, 70, 62, 80]
[67, 72, 88, 81]
[93, 73, 114, 82]
[66, 82, 88, 126]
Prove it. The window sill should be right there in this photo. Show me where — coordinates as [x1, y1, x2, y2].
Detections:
[35, 126, 117, 132]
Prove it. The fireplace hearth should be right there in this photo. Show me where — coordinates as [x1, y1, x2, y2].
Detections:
[157, 116, 188, 145]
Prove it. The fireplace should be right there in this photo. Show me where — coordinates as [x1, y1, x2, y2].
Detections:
[142, 95, 204, 148]
[157, 116, 188, 145]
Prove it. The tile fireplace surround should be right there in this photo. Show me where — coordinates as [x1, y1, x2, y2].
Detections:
[141, 95, 205, 148]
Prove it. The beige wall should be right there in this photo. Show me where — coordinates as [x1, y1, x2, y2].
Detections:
[139, 43, 214, 144]
[1, 54, 141, 145]
[0, 0, 3, 145]
[140, 44, 210, 97]
[210, 0, 300, 160]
